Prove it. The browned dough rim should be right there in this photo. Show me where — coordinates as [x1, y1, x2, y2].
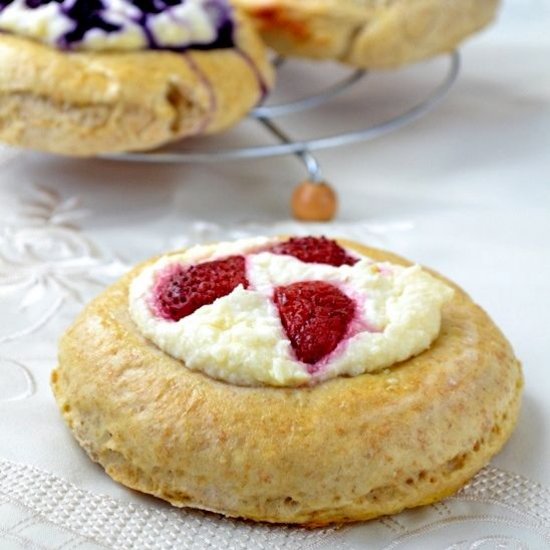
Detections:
[52, 241, 522, 525]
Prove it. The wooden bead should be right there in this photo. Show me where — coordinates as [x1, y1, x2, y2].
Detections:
[291, 180, 338, 222]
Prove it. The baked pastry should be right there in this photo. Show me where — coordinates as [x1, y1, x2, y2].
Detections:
[52, 236, 522, 525]
[233, 0, 500, 68]
[0, 1, 274, 156]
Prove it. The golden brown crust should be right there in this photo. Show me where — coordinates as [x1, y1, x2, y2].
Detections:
[234, 0, 500, 68]
[0, 11, 274, 156]
[52, 242, 522, 525]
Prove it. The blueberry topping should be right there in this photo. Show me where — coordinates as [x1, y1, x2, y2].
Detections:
[0, 0, 235, 51]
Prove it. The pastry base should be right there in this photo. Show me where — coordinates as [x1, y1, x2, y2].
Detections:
[235, 0, 500, 69]
[52, 242, 522, 525]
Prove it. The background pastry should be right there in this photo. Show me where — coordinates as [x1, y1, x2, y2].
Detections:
[0, 0, 274, 156]
[234, 0, 500, 68]
[52, 237, 522, 525]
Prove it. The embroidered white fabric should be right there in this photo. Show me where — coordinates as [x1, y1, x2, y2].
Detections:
[0, 459, 549, 550]
[0, 180, 549, 550]
[0, 459, 346, 550]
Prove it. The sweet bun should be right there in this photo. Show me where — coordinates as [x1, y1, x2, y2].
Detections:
[0, 10, 273, 156]
[52, 240, 522, 525]
[234, 0, 500, 68]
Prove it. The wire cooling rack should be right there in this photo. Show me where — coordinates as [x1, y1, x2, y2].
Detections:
[106, 52, 460, 191]
[106, 52, 460, 182]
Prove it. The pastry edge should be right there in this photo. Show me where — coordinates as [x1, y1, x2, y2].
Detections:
[51, 240, 524, 525]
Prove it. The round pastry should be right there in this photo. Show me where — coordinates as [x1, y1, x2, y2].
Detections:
[52, 236, 522, 525]
[233, 0, 500, 68]
[0, 1, 274, 156]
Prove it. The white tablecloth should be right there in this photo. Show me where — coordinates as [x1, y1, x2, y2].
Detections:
[0, 1, 549, 548]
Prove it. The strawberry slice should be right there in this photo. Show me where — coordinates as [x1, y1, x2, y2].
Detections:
[152, 256, 248, 321]
[274, 281, 355, 369]
[268, 236, 358, 267]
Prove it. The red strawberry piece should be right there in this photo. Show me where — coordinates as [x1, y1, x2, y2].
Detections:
[274, 281, 355, 369]
[268, 236, 358, 267]
[152, 256, 248, 321]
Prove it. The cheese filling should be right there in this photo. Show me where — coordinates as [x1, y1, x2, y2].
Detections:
[129, 237, 454, 387]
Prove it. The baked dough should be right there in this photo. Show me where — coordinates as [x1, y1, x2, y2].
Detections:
[0, 11, 274, 156]
[234, 0, 500, 68]
[52, 241, 522, 525]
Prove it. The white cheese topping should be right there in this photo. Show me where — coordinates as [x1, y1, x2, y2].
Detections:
[0, 0, 233, 52]
[129, 237, 454, 387]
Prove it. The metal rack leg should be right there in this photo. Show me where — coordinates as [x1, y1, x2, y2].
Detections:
[256, 117, 337, 221]
[256, 117, 323, 182]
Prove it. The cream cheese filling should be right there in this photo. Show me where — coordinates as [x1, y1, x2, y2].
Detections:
[129, 237, 454, 387]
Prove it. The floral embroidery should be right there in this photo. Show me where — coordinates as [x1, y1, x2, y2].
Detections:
[0, 185, 126, 343]
[0, 358, 35, 402]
